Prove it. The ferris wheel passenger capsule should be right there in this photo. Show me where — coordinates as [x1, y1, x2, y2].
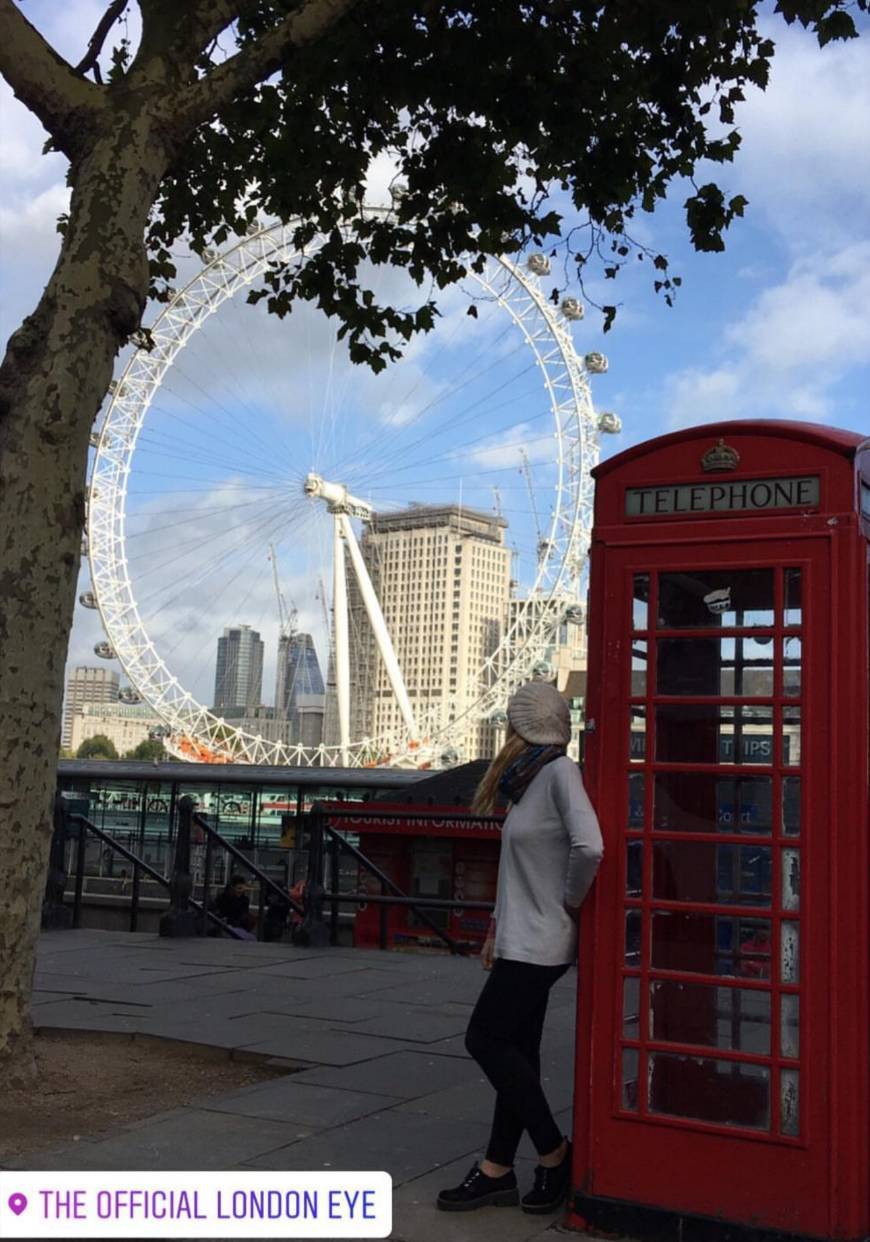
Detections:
[202, 248, 218, 262]
[598, 411, 622, 434]
[94, 641, 116, 659]
[389, 181, 408, 203]
[564, 604, 585, 624]
[440, 747, 460, 767]
[527, 254, 551, 276]
[585, 352, 608, 374]
[245, 222, 260, 237]
[561, 297, 584, 321]
[490, 709, 508, 726]
[89, 431, 100, 448]
[118, 687, 141, 704]
[79, 591, 97, 609]
[531, 660, 554, 680]
[80, 534, 89, 556]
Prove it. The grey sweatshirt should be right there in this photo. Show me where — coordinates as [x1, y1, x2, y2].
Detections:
[493, 756, 604, 966]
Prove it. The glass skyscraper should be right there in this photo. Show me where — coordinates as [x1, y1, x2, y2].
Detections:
[213, 624, 264, 712]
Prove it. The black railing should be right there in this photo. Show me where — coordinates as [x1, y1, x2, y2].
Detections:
[45, 795, 500, 952]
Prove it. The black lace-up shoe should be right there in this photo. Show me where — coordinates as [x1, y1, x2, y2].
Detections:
[521, 1140, 572, 1214]
[437, 1164, 519, 1212]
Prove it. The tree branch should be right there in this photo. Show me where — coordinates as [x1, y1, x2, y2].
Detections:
[173, 0, 359, 131]
[75, 0, 129, 84]
[0, 0, 102, 143]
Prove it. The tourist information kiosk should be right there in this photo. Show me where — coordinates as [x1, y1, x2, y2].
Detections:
[572, 422, 869, 1241]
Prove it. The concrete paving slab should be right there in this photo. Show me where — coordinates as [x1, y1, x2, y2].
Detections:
[242, 1110, 491, 1183]
[286, 996, 410, 1024]
[341, 1008, 470, 1044]
[196, 1079, 403, 1127]
[291, 1049, 481, 1098]
[240, 1029, 409, 1065]
[8, 1110, 313, 1171]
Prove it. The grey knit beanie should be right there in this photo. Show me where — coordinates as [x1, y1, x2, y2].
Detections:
[507, 681, 571, 746]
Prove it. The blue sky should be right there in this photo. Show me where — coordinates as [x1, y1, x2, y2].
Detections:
[2, 4, 868, 711]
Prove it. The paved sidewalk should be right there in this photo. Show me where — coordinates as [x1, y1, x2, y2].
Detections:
[6, 931, 606, 1242]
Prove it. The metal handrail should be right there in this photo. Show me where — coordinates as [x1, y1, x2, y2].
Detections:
[66, 813, 241, 938]
[191, 809, 304, 917]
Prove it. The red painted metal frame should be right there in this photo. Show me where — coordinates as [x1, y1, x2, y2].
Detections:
[572, 422, 869, 1241]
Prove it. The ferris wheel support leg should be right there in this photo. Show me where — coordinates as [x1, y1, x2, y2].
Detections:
[333, 518, 351, 766]
[337, 513, 418, 742]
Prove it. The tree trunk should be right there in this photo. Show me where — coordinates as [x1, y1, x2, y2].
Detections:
[0, 112, 168, 1085]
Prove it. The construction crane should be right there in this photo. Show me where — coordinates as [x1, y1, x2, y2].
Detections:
[268, 543, 297, 641]
[519, 448, 552, 569]
[269, 544, 297, 718]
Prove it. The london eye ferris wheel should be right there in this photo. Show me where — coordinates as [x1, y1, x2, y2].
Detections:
[81, 204, 619, 768]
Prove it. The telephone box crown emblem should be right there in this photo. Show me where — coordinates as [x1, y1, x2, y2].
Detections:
[701, 438, 740, 473]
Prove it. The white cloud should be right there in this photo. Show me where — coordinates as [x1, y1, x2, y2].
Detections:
[666, 242, 870, 427]
[729, 22, 870, 245]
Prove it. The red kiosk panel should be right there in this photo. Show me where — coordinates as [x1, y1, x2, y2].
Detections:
[574, 422, 869, 1242]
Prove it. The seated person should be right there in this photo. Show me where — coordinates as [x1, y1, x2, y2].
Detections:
[212, 874, 257, 939]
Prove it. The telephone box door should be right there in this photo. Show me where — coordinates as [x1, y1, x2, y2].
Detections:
[583, 542, 830, 1233]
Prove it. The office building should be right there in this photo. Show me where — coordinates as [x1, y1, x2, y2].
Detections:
[213, 624, 264, 713]
[62, 665, 120, 749]
[276, 632, 324, 717]
[343, 504, 512, 761]
[69, 702, 163, 755]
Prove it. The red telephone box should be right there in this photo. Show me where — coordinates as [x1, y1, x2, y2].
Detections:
[572, 422, 869, 1241]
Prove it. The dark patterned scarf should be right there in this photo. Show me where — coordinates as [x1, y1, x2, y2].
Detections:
[498, 744, 566, 805]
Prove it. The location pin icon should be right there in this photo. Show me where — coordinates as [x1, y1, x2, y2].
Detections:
[8, 1193, 28, 1216]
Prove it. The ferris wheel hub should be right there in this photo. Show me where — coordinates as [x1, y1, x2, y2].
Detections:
[303, 472, 373, 519]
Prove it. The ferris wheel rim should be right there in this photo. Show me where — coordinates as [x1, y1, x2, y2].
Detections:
[86, 208, 598, 767]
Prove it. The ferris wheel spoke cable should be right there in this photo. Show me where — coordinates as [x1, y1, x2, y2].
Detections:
[334, 354, 537, 492]
[346, 364, 540, 491]
[324, 324, 520, 483]
[136, 501, 316, 648]
[360, 399, 553, 486]
[132, 439, 293, 485]
[142, 397, 293, 478]
[163, 353, 293, 467]
[123, 492, 289, 541]
[127, 494, 304, 580]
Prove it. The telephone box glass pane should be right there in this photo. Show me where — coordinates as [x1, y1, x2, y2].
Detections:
[631, 640, 648, 694]
[651, 912, 771, 979]
[782, 637, 802, 697]
[628, 774, 645, 829]
[656, 705, 773, 765]
[653, 842, 772, 907]
[623, 977, 640, 1038]
[657, 569, 774, 629]
[657, 637, 774, 696]
[782, 777, 801, 836]
[782, 707, 801, 766]
[650, 980, 771, 1054]
[633, 574, 649, 631]
[781, 995, 800, 1058]
[622, 1049, 639, 1110]
[626, 842, 643, 897]
[781, 849, 801, 911]
[781, 1069, 800, 1136]
[649, 1053, 770, 1130]
[781, 922, 800, 983]
[784, 568, 802, 626]
[625, 910, 641, 967]
[654, 774, 772, 835]
[629, 706, 646, 763]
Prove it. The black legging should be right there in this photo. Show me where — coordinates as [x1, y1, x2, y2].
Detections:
[465, 957, 570, 1167]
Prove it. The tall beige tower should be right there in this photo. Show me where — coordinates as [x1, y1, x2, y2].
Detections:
[345, 504, 511, 761]
[62, 666, 120, 749]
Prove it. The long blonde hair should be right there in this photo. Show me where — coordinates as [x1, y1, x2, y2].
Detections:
[472, 725, 529, 815]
